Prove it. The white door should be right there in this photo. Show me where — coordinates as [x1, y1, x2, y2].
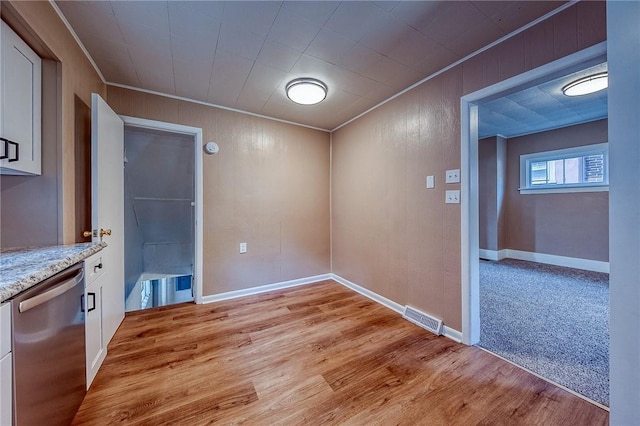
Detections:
[91, 93, 124, 344]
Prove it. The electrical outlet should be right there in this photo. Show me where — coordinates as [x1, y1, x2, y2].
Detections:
[426, 175, 435, 188]
[239, 242, 247, 254]
[445, 169, 460, 184]
[445, 190, 460, 204]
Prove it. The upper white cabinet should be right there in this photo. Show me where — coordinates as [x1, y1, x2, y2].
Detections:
[1, 20, 42, 175]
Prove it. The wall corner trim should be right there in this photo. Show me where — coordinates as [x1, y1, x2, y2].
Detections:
[330, 0, 579, 132]
[200, 274, 332, 304]
[108, 83, 331, 133]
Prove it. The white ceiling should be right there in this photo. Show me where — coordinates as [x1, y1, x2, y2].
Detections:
[478, 62, 609, 139]
[54, 0, 566, 131]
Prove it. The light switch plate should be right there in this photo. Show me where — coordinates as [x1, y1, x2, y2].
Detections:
[426, 175, 435, 188]
[240, 242, 247, 254]
[445, 169, 460, 184]
[445, 190, 460, 204]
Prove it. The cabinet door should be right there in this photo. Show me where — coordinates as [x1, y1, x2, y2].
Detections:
[0, 352, 12, 426]
[1, 20, 42, 175]
[0, 303, 10, 358]
[85, 277, 106, 388]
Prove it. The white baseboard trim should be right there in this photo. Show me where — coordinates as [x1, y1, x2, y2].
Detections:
[199, 272, 465, 343]
[479, 249, 507, 261]
[505, 249, 609, 273]
[443, 326, 463, 343]
[330, 274, 404, 314]
[330, 274, 463, 343]
[200, 274, 333, 304]
[479, 248, 609, 273]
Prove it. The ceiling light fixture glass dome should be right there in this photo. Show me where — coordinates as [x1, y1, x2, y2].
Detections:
[562, 72, 608, 96]
[286, 78, 327, 105]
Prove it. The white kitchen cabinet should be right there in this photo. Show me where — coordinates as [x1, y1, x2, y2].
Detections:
[0, 302, 10, 357]
[85, 276, 105, 388]
[1, 20, 42, 175]
[0, 302, 12, 426]
[84, 252, 107, 388]
[0, 353, 11, 426]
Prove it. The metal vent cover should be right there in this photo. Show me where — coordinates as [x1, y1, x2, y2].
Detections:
[403, 306, 443, 335]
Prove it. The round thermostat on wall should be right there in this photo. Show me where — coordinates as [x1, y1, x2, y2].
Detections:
[204, 142, 219, 155]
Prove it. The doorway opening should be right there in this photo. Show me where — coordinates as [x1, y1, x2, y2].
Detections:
[461, 42, 608, 407]
[121, 118, 203, 311]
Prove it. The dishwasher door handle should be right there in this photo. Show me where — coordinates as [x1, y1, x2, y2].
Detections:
[19, 269, 85, 313]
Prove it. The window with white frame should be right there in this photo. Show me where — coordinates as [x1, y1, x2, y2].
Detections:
[519, 143, 609, 194]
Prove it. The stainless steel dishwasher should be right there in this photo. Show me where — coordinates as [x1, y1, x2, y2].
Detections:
[11, 263, 86, 426]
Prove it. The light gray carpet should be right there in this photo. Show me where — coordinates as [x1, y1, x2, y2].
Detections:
[478, 259, 609, 406]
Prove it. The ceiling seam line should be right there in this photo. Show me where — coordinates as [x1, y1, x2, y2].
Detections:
[107, 82, 330, 133]
[111, 1, 143, 87]
[167, 2, 177, 96]
[234, 2, 284, 111]
[205, 4, 224, 102]
[54, 0, 578, 135]
[330, 0, 580, 132]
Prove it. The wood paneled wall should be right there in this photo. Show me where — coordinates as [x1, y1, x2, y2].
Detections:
[331, 1, 606, 331]
[107, 87, 331, 297]
[478, 136, 507, 253]
[1, 1, 106, 246]
[1, 1, 606, 318]
[504, 120, 609, 262]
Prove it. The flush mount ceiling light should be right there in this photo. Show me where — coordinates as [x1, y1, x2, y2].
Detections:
[286, 78, 327, 105]
[562, 72, 608, 96]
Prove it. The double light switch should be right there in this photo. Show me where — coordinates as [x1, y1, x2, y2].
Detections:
[445, 169, 460, 204]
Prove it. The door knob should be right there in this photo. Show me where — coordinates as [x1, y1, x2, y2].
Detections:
[99, 228, 112, 238]
[83, 231, 93, 238]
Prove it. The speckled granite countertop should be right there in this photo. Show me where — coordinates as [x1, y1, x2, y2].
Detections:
[0, 242, 107, 303]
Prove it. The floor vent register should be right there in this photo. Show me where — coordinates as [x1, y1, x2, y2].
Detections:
[403, 306, 443, 335]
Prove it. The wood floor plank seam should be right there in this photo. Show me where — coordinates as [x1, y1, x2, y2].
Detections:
[73, 280, 608, 425]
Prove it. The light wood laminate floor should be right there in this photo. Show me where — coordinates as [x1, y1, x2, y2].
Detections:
[73, 280, 608, 425]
